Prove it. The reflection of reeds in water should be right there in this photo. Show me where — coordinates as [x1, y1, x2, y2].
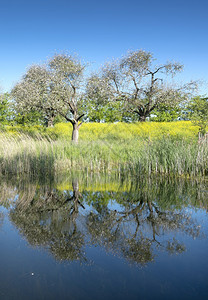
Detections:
[1, 174, 208, 213]
[0, 132, 207, 178]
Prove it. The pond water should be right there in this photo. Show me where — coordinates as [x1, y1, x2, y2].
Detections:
[0, 175, 208, 300]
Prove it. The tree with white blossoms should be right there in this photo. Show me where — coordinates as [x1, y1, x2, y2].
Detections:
[12, 53, 87, 143]
[87, 50, 198, 121]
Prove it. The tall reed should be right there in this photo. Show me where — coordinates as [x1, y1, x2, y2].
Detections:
[0, 132, 207, 178]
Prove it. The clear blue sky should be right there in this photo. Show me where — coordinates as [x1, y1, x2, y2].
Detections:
[0, 0, 208, 95]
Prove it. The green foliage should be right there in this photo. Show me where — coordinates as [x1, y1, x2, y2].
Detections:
[188, 96, 208, 135]
[14, 110, 44, 126]
[12, 108, 66, 127]
[151, 103, 182, 122]
[86, 98, 130, 122]
[0, 93, 13, 125]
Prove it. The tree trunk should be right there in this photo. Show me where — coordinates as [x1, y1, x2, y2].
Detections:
[134, 110, 148, 122]
[46, 114, 54, 127]
[72, 122, 79, 144]
[47, 117, 54, 127]
[139, 115, 147, 122]
[70, 114, 84, 144]
[72, 179, 79, 202]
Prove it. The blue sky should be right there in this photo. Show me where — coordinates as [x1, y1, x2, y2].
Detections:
[0, 0, 208, 95]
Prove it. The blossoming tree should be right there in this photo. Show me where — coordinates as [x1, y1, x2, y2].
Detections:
[87, 50, 197, 121]
[12, 53, 87, 143]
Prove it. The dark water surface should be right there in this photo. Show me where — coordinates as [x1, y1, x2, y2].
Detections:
[0, 175, 208, 300]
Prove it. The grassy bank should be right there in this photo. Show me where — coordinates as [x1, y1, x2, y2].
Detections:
[0, 127, 207, 177]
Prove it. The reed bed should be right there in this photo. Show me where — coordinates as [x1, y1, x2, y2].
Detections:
[0, 130, 207, 178]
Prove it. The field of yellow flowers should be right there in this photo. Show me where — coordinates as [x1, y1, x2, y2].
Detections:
[45, 121, 200, 140]
[1, 121, 201, 141]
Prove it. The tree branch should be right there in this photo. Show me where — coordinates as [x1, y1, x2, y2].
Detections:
[77, 113, 85, 122]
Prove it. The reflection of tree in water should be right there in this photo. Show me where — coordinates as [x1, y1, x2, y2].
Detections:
[86, 206, 192, 265]
[0, 181, 18, 208]
[8, 176, 206, 265]
[10, 179, 86, 262]
[85, 178, 203, 265]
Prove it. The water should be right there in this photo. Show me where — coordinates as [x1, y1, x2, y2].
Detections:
[0, 175, 208, 299]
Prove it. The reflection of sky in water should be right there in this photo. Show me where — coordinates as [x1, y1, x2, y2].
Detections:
[107, 200, 123, 212]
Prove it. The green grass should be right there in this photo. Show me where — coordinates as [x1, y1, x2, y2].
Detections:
[0, 130, 207, 178]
